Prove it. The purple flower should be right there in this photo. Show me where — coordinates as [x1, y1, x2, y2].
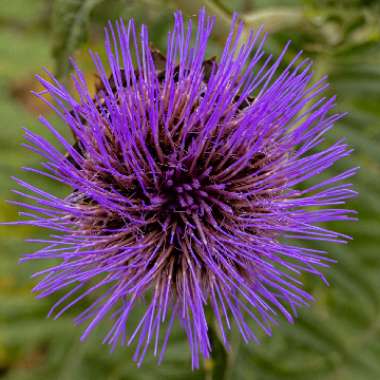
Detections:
[11, 9, 356, 368]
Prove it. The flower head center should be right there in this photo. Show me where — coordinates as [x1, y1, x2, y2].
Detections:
[149, 163, 210, 219]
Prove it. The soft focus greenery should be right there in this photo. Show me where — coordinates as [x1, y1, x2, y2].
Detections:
[1, 0, 380, 379]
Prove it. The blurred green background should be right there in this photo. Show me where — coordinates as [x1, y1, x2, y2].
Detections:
[1, 0, 380, 379]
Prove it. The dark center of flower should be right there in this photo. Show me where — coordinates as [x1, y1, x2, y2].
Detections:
[67, 52, 276, 251]
[157, 167, 204, 214]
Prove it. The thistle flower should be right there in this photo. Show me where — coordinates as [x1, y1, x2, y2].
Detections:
[11, 9, 356, 368]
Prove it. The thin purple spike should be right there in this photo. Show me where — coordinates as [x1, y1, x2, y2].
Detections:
[6, 8, 357, 369]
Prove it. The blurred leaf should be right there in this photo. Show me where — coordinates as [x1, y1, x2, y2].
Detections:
[52, 0, 105, 78]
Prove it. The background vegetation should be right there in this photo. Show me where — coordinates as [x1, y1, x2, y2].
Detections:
[0, 0, 379, 379]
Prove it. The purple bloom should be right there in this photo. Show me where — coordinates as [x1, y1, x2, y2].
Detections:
[11, 9, 356, 368]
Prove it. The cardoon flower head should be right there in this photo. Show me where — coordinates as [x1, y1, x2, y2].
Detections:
[11, 9, 356, 368]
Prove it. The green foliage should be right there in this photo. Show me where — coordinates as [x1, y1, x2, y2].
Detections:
[52, 0, 106, 78]
[1, 0, 380, 379]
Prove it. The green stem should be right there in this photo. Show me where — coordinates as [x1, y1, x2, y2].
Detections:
[204, 323, 228, 380]
[242, 7, 305, 33]
[172, 0, 306, 38]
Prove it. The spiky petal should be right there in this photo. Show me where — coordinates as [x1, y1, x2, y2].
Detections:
[11, 9, 356, 368]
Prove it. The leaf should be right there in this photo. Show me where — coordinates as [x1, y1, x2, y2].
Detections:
[51, 0, 105, 78]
